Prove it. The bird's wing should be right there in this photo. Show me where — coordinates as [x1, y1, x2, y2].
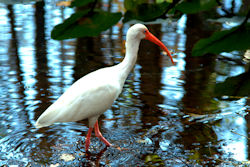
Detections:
[35, 70, 121, 128]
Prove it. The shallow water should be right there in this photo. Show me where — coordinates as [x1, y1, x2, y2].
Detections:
[0, 1, 249, 166]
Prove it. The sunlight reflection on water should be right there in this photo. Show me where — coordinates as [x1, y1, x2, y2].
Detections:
[0, 0, 249, 166]
[214, 99, 248, 161]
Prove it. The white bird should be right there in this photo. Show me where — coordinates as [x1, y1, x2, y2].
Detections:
[35, 23, 174, 151]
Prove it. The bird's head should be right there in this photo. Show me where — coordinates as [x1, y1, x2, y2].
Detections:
[127, 24, 148, 40]
[127, 24, 175, 65]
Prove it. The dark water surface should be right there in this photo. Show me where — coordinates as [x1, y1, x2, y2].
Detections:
[0, 1, 249, 166]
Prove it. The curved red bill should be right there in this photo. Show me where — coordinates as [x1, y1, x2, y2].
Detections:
[145, 30, 175, 65]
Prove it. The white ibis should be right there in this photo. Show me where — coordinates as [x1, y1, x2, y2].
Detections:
[35, 24, 174, 151]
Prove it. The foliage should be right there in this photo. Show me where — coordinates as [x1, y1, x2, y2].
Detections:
[70, 0, 95, 7]
[176, 0, 217, 14]
[192, 23, 250, 57]
[215, 71, 250, 97]
[51, 9, 121, 40]
[144, 154, 165, 166]
[123, 1, 170, 22]
[51, 0, 250, 58]
[51, 0, 122, 40]
[123, 0, 147, 10]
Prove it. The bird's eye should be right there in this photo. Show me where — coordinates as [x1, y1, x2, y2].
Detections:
[144, 30, 147, 33]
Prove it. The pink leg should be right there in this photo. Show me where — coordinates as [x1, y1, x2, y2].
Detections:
[85, 127, 93, 151]
[94, 121, 112, 147]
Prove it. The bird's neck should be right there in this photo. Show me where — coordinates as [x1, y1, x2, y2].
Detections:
[116, 37, 141, 84]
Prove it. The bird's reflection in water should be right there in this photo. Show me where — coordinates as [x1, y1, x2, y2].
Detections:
[83, 147, 108, 166]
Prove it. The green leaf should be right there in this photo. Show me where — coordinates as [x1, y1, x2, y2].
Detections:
[51, 10, 122, 40]
[192, 23, 250, 57]
[145, 154, 164, 165]
[176, 0, 217, 14]
[215, 71, 250, 97]
[124, 0, 147, 10]
[123, 2, 170, 23]
[70, 0, 95, 7]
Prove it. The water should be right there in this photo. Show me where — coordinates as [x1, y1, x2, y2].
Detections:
[0, 1, 249, 166]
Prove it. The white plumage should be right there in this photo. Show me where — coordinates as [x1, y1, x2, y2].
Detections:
[35, 24, 174, 151]
[35, 67, 122, 128]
